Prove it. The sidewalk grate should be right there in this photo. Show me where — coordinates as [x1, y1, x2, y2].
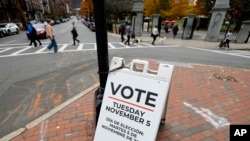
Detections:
[213, 73, 237, 82]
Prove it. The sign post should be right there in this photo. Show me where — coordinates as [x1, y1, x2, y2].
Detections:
[94, 57, 174, 141]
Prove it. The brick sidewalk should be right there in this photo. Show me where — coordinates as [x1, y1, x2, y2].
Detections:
[10, 61, 250, 141]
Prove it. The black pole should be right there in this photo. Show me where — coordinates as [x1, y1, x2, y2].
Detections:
[92, 0, 109, 124]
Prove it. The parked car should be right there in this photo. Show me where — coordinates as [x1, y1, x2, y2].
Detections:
[30, 20, 38, 24]
[0, 23, 19, 35]
[0, 29, 4, 38]
[54, 19, 61, 24]
[89, 22, 96, 31]
[26, 23, 47, 39]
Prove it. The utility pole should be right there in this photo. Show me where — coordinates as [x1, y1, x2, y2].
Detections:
[92, 0, 109, 124]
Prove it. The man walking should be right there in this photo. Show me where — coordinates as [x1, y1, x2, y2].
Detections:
[152, 25, 159, 45]
[46, 19, 57, 53]
[172, 24, 179, 39]
[71, 21, 80, 45]
[124, 24, 131, 46]
[120, 22, 126, 42]
[27, 22, 37, 47]
[225, 30, 232, 50]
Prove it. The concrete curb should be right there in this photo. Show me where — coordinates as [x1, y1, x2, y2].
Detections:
[0, 83, 99, 141]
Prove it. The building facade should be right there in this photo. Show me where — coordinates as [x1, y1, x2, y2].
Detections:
[0, 0, 71, 28]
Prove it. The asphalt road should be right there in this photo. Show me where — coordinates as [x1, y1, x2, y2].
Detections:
[0, 19, 250, 138]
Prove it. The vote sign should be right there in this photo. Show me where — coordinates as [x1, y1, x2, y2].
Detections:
[94, 58, 174, 141]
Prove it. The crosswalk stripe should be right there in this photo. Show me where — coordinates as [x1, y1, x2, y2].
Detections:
[108, 43, 116, 48]
[0, 48, 12, 53]
[141, 43, 152, 46]
[10, 47, 32, 55]
[35, 46, 48, 53]
[77, 43, 84, 50]
[58, 44, 68, 52]
[133, 44, 142, 47]
[118, 42, 125, 47]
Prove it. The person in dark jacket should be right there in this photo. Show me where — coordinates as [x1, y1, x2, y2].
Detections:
[33, 26, 42, 46]
[71, 21, 80, 45]
[27, 22, 37, 47]
[120, 22, 126, 42]
[172, 24, 179, 39]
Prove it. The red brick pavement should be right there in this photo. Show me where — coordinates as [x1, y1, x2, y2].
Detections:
[10, 61, 250, 141]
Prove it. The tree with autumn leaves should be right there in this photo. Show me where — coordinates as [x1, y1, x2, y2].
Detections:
[80, 0, 250, 21]
[80, 0, 133, 21]
[81, 0, 205, 21]
[144, 0, 201, 20]
[80, 0, 94, 19]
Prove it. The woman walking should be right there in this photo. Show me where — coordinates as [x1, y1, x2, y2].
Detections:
[46, 19, 58, 53]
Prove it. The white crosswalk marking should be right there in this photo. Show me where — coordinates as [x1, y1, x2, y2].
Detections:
[108, 43, 116, 48]
[10, 47, 32, 55]
[58, 44, 68, 52]
[118, 42, 125, 47]
[77, 43, 84, 50]
[36, 46, 48, 53]
[0, 48, 12, 53]
[5, 42, 249, 59]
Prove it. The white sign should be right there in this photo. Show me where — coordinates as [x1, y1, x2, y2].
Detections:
[94, 57, 174, 141]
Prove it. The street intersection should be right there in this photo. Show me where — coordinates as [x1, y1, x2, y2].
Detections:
[0, 42, 250, 59]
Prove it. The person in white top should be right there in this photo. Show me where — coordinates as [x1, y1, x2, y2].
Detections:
[46, 19, 58, 53]
[225, 29, 232, 49]
[152, 25, 159, 45]
[124, 24, 131, 46]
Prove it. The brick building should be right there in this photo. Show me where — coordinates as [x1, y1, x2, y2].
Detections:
[0, 0, 71, 28]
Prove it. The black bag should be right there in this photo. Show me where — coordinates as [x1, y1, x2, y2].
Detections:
[131, 32, 135, 38]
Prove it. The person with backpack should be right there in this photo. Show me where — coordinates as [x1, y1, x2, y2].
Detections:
[27, 22, 37, 47]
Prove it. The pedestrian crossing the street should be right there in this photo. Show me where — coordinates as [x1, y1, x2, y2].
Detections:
[0, 42, 170, 57]
[1, 42, 249, 58]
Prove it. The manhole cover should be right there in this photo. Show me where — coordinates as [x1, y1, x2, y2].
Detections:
[213, 73, 237, 82]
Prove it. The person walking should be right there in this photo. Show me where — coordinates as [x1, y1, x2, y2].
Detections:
[33, 26, 42, 46]
[225, 29, 232, 50]
[71, 21, 80, 45]
[46, 19, 58, 53]
[124, 24, 131, 46]
[172, 24, 179, 39]
[120, 22, 126, 42]
[27, 22, 37, 47]
[152, 25, 159, 45]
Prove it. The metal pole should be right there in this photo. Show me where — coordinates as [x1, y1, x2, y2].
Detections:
[88, 7, 89, 20]
[93, 0, 109, 124]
